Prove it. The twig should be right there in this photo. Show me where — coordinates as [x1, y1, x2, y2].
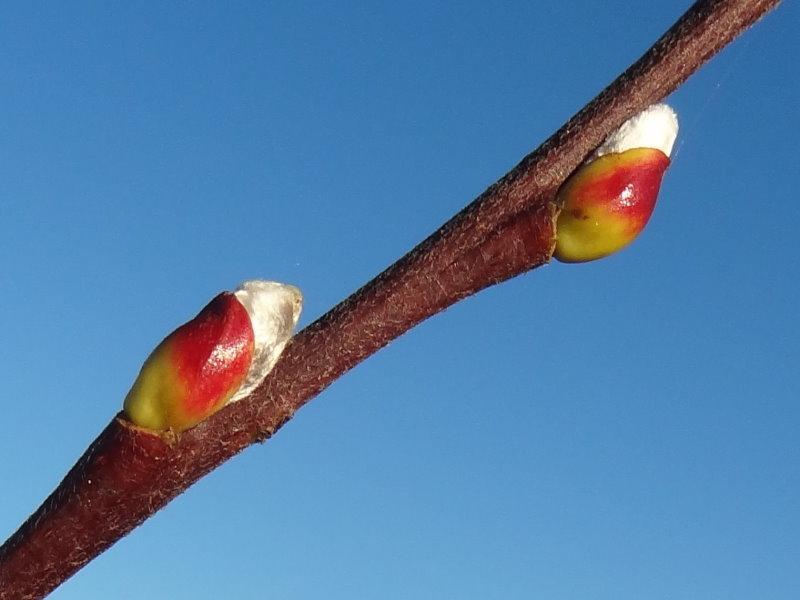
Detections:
[0, 1, 780, 598]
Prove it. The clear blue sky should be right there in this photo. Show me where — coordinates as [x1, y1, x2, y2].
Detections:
[1, 2, 798, 599]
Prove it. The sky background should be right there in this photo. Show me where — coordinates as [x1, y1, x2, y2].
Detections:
[1, 2, 798, 599]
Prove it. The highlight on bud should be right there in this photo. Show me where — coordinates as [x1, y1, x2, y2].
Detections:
[554, 103, 678, 263]
[123, 280, 303, 432]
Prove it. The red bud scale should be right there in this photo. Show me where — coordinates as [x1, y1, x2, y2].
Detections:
[123, 280, 302, 432]
[554, 103, 679, 263]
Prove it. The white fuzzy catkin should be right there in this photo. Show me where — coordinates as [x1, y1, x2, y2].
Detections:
[229, 280, 303, 403]
[593, 103, 679, 159]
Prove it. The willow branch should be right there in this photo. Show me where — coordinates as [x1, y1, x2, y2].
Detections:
[0, 1, 780, 598]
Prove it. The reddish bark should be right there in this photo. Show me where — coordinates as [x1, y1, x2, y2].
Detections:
[0, 1, 781, 597]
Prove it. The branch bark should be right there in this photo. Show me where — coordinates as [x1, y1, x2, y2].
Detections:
[0, 1, 780, 597]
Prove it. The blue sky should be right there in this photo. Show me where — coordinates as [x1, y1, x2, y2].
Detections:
[1, 2, 798, 598]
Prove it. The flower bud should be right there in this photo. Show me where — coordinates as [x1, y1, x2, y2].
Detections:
[555, 104, 678, 263]
[123, 280, 302, 432]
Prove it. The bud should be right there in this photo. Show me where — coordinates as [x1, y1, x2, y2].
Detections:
[554, 104, 678, 263]
[123, 280, 302, 432]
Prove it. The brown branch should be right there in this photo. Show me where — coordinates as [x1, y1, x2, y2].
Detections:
[0, 1, 780, 597]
